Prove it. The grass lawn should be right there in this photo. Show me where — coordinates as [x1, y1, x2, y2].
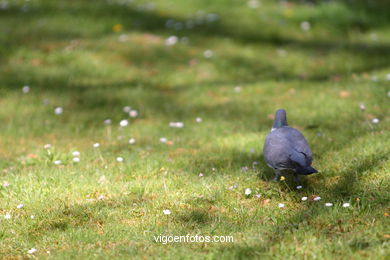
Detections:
[0, 0, 389, 258]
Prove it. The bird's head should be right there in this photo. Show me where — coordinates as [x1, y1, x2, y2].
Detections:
[272, 109, 288, 131]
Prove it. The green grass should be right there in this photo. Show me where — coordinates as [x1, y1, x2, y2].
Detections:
[0, 0, 389, 259]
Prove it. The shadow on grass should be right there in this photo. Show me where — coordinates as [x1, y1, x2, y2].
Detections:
[244, 151, 389, 255]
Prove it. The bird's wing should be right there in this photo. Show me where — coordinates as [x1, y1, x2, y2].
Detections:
[285, 127, 313, 165]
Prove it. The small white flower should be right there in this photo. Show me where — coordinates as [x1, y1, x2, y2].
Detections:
[247, 0, 260, 8]
[203, 49, 213, 58]
[300, 21, 311, 31]
[163, 209, 171, 215]
[118, 34, 128, 42]
[359, 103, 366, 111]
[342, 203, 350, 208]
[160, 137, 167, 143]
[72, 151, 80, 157]
[128, 138, 136, 144]
[277, 49, 287, 57]
[325, 203, 333, 207]
[228, 186, 234, 190]
[54, 107, 63, 115]
[119, 119, 129, 127]
[104, 119, 112, 125]
[27, 248, 37, 254]
[165, 35, 178, 46]
[198, 173, 204, 177]
[386, 73, 390, 81]
[245, 188, 252, 195]
[169, 122, 184, 128]
[234, 86, 241, 93]
[54, 160, 62, 165]
[129, 110, 138, 117]
[17, 204, 24, 209]
[123, 106, 131, 113]
[22, 85, 30, 93]
[98, 195, 105, 200]
[93, 143, 100, 148]
[3, 181, 10, 187]
[116, 157, 124, 162]
[255, 194, 261, 198]
[372, 118, 380, 124]
[296, 185, 303, 189]
[195, 117, 202, 123]
[30, 215, 35, 219]
[387, 91, 390, 97]
[73, 157, 80, 163]
[278, 203, 285, 208]
[4, 213, 11, 219]
[44, 144, 52, 149]
[313, 196, 321, 201]
[301, 196, 308, 201]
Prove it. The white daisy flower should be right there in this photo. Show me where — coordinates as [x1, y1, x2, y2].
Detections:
[54, 160, 61, 165]
[160, 137, 167, 143]
[301, 196, 308, 201]
[119, 119, 129, 127]
[128, 138, 136, 144]
[195, 117, 202, 123]
[104, 119, 112, 125]
[54, 107, 63, 115]
[73, 157, 80, 163]
[247, 0, 260, 8]
[300, 21, 311, 31]
[129, 110, 138, 117]
[93, 143, 100, 148]
[98, 195, 105, 200]
[30, 215, 35, 219]
[198, 173, 204, 177]
[17, 204, 24, 209]
[313, 196, 321, 201]
[163, 209, 171, 215]
[296, 185, 303, 189]
[386, 73, 390, 81]
[342, 203, 350, 208]
[116, 157, 124, 162]
[4, 213, 11, 219]
[234, 86, 241, 93]
[3, 181, 10, 187]
[22, 85, 30, 93]
[169, 122, 184, 128]
[245, 188, 252, 195]
[165, 35, 178, 46]
[372, 118, 380, 124]
[72, 151, 80, 157]
[325, 203, 333, 207]
[118, 34, 128, 42]
[278, 203, 285, 208]
[123, 106, 131, 113]
[27, 248, 37, 254]
[44, 144, 52, 149]
[203, 49, 213, 58]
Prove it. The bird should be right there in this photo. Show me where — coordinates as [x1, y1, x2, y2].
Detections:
[263, 109, 317, 182]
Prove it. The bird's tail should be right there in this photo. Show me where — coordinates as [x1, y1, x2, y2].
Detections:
[296, 166, 318, 175]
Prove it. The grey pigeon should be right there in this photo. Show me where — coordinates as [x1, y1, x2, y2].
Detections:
[263, 109, 317, 182]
